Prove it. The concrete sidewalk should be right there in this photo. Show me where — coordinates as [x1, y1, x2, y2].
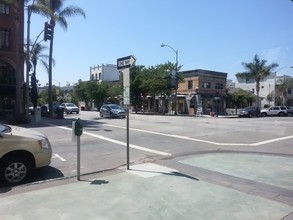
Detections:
[0, 153, 293, 220]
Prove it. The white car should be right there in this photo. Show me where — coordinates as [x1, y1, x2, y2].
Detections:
[60, 103, 79, 114]
[260, 106, 287, 117]
[0, 123, 52, 185]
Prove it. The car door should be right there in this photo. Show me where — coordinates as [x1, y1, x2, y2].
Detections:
[268, 107, 279, 116]
[101, 105, 109, 117]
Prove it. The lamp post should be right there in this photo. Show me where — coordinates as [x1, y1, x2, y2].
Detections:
[161, 43, 178, 115]
[25, 1, 36, 120]
[274, 66, 293, 105]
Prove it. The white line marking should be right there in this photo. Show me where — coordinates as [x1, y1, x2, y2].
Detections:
[48, 123, 293, 148]
[52, 154, 66, 161]
[251, 135, 293, 146]
[103, 124, 293, 146]
[53, 125, 171, 156]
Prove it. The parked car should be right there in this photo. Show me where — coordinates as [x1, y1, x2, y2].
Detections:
[100, 104, 126, 118]
[0, 123, 52, 185]
[238, 106, 260, 118]
[260, 106, 287, 117]
[286, 106, 293, 116]
[60, 103, 79, 114]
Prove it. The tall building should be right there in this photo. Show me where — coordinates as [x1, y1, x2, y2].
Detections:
[0, 2, 25, 122]
[90, 64, 120, 82]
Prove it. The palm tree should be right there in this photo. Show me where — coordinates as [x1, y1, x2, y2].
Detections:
[29, 42, 56, 108]
[31, 0, 86, 116]
[275, 78, 293, 105]
[236, 54, 278, 107]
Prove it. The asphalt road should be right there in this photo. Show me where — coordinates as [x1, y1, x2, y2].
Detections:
[3, 111, 293, 188]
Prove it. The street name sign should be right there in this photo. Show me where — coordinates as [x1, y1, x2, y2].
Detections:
[117, 55, 136, 70]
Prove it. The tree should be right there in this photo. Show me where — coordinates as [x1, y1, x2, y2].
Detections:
[236, 54, 278, 107]
[230, 89, 256, 108]
[275, 78, 293, 105]
[31, 0, 86, 116]
[28, 42, 54, 108]
[74, 80, 109, 110]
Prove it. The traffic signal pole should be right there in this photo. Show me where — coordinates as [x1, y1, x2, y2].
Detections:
[44, 21, 55, 117]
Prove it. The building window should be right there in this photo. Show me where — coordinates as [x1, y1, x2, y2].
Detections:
[0, 30, 9, 48]
[215, 83, 223, 89]
[188, 80, 193, 90]
[201, 82, 211, 89]
[288, 88, 292, 95]
[99, 72, 102, 80]
[0, 3, 10, 15]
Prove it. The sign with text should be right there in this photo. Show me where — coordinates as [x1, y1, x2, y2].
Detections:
[117, 55, 136, 70]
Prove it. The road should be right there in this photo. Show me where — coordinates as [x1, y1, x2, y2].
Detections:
[11, 111, 291, 185]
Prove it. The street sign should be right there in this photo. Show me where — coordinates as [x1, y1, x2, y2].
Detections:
[123, 86, 130, 105]
[117, 55, 136, 70]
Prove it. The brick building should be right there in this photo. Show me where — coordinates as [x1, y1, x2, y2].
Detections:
[0, 2, 25, 122]
[177, 69, 228, 115]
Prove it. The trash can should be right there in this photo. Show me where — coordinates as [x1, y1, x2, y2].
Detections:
[57, 106, 64, 119]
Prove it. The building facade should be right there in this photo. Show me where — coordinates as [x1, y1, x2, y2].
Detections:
[177, 69, 228, 115]
[235, 73, 293, 107]
[90, 64, 120, 82]
[0, 2, 25, 122]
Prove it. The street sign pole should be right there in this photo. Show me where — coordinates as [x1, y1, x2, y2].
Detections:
[123, 68, 130, 170]
[117, 55, 136, 170]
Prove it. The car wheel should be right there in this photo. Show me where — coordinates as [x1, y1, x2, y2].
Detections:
[110, 112, 114, 118]
[288, 112, 293, 117]
[261, 112, 267, 117]
[0, 157, 32, 186]
[278, 112, 285, 117]
[100, 112, 103, 117]
[76, 111, 79, 114]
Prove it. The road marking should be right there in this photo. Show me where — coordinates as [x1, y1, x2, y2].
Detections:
[251, 135, 293, 146]
[103, 124, 293, 146]
[52, 125, 171, 156]
[48, 123, 293, 148]
[52, 154, 66, 161]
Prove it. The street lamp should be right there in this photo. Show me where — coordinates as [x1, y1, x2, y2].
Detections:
[25, 1, 36, 120]
[161, 43, 178, 115]
[274, 66, 293, 105]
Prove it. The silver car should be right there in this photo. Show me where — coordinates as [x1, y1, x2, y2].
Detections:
[60, 103, 79, 114]
[100, 104, 126, 118]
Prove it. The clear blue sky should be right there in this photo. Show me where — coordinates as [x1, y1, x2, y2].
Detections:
[27, 0, 293, 87]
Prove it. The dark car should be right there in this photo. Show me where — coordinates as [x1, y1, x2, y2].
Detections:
[100, 104, 125, 118]
[238, 106, 260, 118]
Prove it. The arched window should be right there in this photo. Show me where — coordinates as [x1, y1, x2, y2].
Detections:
[0, 61, 16, 84]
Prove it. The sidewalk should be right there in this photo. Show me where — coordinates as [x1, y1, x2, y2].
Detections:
[0, 153, 292, 220]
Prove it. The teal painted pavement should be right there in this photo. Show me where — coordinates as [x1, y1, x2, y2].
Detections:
[0, 160, 292, 220]
[180, 153, 293, 191]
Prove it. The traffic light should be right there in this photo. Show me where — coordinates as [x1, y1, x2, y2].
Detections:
[44, 22, 53, 41]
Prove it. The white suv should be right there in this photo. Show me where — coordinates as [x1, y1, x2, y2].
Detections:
[261, 106, 287, 117]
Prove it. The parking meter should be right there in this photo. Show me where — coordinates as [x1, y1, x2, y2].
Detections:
[74, 118, 83, 136]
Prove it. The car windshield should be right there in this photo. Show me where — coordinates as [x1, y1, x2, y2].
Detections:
[0, 123, 11, 133]
[67, 103, 76, 107]
[110, 105, 122, 109]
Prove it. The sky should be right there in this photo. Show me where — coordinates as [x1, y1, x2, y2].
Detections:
[26, 0, 293, 87]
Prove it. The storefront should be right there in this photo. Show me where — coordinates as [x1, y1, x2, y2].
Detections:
[0, 61, 16, 120]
